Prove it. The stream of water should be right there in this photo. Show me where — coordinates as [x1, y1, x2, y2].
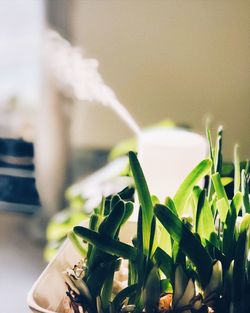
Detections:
[45, 31, 141, 136]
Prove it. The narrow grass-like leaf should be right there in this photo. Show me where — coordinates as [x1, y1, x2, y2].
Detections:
[133, 209, 147, 313]
[135, 207, 145, 290]
[68, 231, 87, 257]
[74, 226, 137, 260]
[173, 159, 212, 217]
[128, 260, 137, 286]
[100, 261, 116, 311]
[206, 128, 215, 172]
[247, 226, 250, 286]
[212, 172, 230, 222]
[241, 169, 250, 214]
[89, 213, 100, 232]
[103, 198, 111, 216]
[98, 200, 125, 237]
[96, 296, 104, 313]
[214, 126, 223, 173]
[129, 151, 153, 254]
[144, 267, 161, 313]
[165, 196, 177, 216]
[204, 260, 222, 301]
[173, 265, 188, 307]
[234, 144, 240, 194]
[221, 177, 234, 187]
[87, 258, 117, 298]
[192, 186, 202, 232]
[111, 284, 137, 313]
[158, 222, 172, 256]
[160, 279, 172, 293]
[87, 214, 100, 262]
[148, 216, 156, 259]
[206, 128, 215, 200]
[166, 196, 184, 261]
[223, 192, 243, 260]
[87, 200, 126, 275]
[153, 247, 174, 284]
[196, 190, 215, 242]
[154, 204, 213, 288]
[233, 214, 250, 303]
[151, 195, 160, 206]
[205, 239, 226, 267]
[121, 201, 134, 225]
[118, 186, 135, 202]
[223, 260, 234, 308]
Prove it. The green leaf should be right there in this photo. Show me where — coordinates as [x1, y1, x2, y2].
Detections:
[173, 159, 212, 217]
[233, 214, 250, 303]
[196, 190, 215, 242]
[98, 200, 125, 237]
[89, 213, 100, 232]
[165, 196, 177, 216]
[241, 169, 250, 214]
[143, 267, 161, 313]
[153, 247, 174, 284]
[128, 260, 137, 286]
[148, 216, 156, 259]
[129, 151, 153, 254]
[87, 200, 126, 274]
[135, 207, 145, 290]
[234, 144, 240, 194]
[74, 226, 137, 261]
[214, 126, 223, 173]
[223, 260, 234, 305]
[206, 128, 214, 172]
[221, 177, 234, 187]
[173, 265, 188, 307]
[205, 239, 226, 266]
[158, 222, 172, 257]
[204, 260, 222, 301]
[100, 261, 116, 311]
[121, 201, 134, 226]
[160, 279, 172, 293]
[151, 195, 160, 206]
[111, 284, 137, 313]
[192, 186, 202, 232]
[118, 186, 135, 202]
[212, 172, 230, 222]
[68, 231, 87, 257]
[206, 128, 215, 200]
[154, 204, 213, 288]
[223, 192, 243, 260]
[233, 214, 250, 290]
[165, 196, 182, 260]
[87, 213, 101, 262]
[86, 257, 117, 298]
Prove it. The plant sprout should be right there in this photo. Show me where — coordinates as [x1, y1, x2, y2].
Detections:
[63, 128, 249, 313]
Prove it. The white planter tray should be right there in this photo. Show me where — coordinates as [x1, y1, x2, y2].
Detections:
[27, 221, 137, 313]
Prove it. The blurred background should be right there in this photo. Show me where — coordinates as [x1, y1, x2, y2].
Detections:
[0, 0, 249, 312]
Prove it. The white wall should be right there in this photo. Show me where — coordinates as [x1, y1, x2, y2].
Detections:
[0, 0, 44, 106]
[70, 0, 250, 160]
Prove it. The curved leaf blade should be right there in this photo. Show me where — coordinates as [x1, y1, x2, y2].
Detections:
[154, 204, 213, 288]
[74, 226, 137, 261]
[173, 159, 212, 217]
[129, 151, 153, 254]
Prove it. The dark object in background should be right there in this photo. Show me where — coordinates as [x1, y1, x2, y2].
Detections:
[0, 138, 40, 214]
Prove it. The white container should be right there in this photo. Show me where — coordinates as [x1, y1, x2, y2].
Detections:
[27, 220, 137, 313]
[138, 127, 207, 201]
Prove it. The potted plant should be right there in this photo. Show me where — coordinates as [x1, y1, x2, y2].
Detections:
[28, 128, 250, 313]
